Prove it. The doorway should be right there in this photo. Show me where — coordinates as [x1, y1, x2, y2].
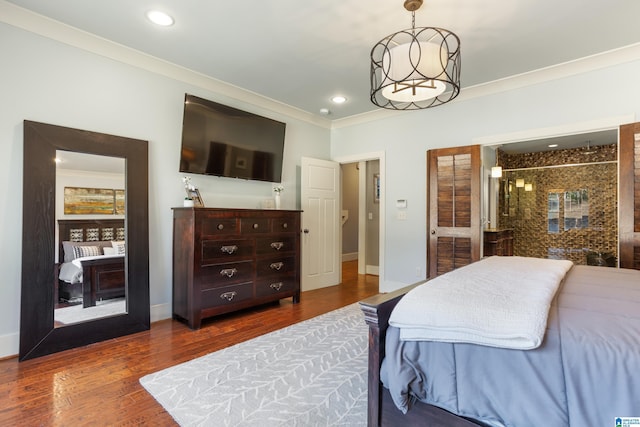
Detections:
[482, 125, 621, 266]
[341, 160, 380, 277]
[497, 142, 617, 265]
[335, 152, 385, 290]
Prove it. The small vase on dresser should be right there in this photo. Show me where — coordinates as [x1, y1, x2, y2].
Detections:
[274, 193, 281, 209]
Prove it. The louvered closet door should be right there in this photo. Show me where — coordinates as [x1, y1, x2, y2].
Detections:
[620, 122, 640, 270]
[427, 145, 481, 278]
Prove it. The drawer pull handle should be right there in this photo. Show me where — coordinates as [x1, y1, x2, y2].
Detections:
[253, 223, 259, 229]
[282, 223, 288, 229]
[270, 262, 284, 271]
[270, 242, 284, 251]
[220, 291, 237, 301]
[270, 282, 283, 291]
[221, 245, 238, 254]
[217, 224, 224, 230]
[220, 268, 238, 278]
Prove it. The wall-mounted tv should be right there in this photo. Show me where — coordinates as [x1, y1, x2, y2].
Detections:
[179, 94, 286, 183]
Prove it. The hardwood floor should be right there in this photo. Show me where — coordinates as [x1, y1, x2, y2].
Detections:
[0, 261, 378, 426]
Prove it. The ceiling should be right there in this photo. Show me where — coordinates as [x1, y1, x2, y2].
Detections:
[5, 0, 640, 121]
[57, 151, 124, 174]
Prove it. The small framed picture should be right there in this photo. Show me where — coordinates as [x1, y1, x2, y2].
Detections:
[185, 188, 205, 207]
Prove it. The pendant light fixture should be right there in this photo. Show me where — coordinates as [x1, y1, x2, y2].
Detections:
[370, 0, 461, 110]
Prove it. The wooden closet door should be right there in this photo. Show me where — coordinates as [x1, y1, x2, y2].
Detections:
[619, 122, 640, 270]
[427, 145, 482, 278]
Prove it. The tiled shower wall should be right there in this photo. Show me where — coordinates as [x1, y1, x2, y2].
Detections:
[497, 144, 618, 265]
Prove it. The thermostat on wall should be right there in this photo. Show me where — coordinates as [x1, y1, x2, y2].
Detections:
[396, 199, 407, 208]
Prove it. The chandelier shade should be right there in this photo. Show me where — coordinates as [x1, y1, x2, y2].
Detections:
[370, 1, 461, 110]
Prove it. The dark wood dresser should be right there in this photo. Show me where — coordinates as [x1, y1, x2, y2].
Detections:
[483, 228, 514, 257]
[172, 207, 301, 329]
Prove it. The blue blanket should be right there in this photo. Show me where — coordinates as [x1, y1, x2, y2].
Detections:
[381, 265, 640, 427]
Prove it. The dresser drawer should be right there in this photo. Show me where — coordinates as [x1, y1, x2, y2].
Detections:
[240, 217, 270, 234]
[201, 218, 238, 235]
[255, 236, 296, 255]
[202, 239, 254, 264]
[256, 256, 296, 276]
[255, 276, 297, 298]
[272, 214, 298, 233]
[200, 260, 253, 288]
[201, 282, 253, 308]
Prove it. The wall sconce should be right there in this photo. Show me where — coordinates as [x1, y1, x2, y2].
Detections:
[516, 178, 525, 188]
[524, 183, 533, 192]
[491, 148, 502, 178]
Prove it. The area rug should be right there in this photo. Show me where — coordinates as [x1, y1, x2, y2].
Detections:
[139, 303, 368, 426]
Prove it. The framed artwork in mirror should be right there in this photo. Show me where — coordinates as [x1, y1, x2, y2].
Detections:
[63, 187, 123, 215]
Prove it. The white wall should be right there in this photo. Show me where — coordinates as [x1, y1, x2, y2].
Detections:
[0, 22, 331, 358]
[332, 56, 640, 292]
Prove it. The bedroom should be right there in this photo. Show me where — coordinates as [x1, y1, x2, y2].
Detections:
[1, 0, 640, 424]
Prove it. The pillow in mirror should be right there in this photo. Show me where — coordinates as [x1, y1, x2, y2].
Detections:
[72, 245, 101, 259]
[62, 240, 114, 262]
[103, 246, 116, 256]
[112, 240, 125, 255]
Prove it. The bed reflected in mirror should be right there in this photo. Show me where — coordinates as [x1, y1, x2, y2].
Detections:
[54, 151, 127, 327]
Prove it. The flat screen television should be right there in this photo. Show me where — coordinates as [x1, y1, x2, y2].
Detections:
[179, 94, 286, 183]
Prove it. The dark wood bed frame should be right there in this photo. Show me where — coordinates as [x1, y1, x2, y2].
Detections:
[58, 219, 126, 308]
[359, 285, 486, 427]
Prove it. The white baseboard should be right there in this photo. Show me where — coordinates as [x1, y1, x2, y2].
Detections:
[0, 303, 173, 360]
[150, 302, 172, 323]
[0, 332, 19, 359]
[366, 265, 379, 276]
[341, 252, 358, 262]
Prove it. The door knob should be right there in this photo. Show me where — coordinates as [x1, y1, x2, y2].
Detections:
[303, 229, 309, 234]
[430, 229, 436, 235]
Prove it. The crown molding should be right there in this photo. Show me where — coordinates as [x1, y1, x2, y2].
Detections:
[332, 43, 640, 129]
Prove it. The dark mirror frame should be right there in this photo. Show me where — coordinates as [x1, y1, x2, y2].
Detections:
[19, 120, 150, 361]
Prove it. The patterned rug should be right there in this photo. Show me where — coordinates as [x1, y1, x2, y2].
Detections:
[139, 303, 368, 426]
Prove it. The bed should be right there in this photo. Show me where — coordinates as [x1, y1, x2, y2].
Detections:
[57, 219, 126, 308]
[359, 256, 640, 427]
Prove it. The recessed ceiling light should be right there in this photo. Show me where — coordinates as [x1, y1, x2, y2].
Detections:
[331, 95, 347, 104]
[548, 144, 558, 148]
[147, 10, 174, 26]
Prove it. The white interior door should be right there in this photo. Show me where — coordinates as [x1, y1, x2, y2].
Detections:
[301, 156, 341, 291]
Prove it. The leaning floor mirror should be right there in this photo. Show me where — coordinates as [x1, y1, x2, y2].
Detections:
[20, 120, 149, 361]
